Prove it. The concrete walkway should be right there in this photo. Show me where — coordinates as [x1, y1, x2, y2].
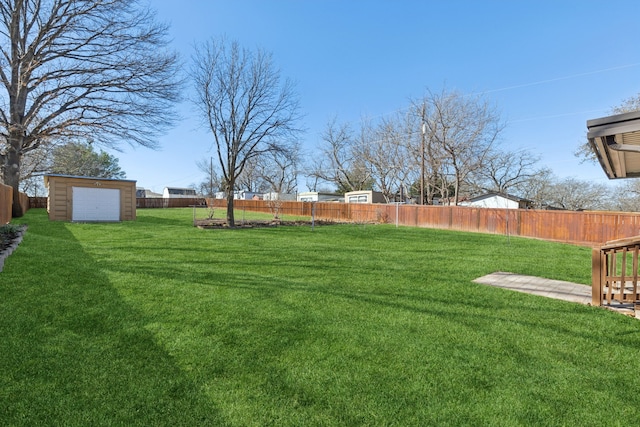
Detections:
[473, 271, 635, 317]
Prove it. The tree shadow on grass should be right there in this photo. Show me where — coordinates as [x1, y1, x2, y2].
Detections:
[98, 254, 640, 425]
[0, 219, 226, 425]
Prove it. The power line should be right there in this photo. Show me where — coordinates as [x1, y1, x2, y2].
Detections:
[477, 63, 640, 95]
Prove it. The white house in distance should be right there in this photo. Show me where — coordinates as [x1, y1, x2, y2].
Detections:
[136, 187, 162, 198]
[163, 187, 197, 198]
[459, 192, 532, 209]
[263, 192, 296, 201]
[297, 191, 342, 202]
[213, 190, 263, 200]
[344, 190, 386, 204]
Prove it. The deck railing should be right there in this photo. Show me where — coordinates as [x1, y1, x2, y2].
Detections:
[592, 236, 640, 310]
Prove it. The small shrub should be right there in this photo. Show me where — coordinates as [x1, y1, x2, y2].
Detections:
[376, 209, 390, 224]
[0, 224, 22, 247]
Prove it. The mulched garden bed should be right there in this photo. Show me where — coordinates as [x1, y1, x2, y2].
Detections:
[194, 218, 338, 229]
[0, 224, 27, 272]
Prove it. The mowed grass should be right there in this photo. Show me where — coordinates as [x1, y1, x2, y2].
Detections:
[2, 208, 640, 426]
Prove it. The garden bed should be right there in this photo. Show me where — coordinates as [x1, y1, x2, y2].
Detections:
[194, 218, 337, 229]
[0, 224, 26, 272]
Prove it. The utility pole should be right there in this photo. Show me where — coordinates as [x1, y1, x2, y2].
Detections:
[420, 103, 426, 205]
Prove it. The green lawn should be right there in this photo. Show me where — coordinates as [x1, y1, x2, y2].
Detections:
[2, 208, 640, 426]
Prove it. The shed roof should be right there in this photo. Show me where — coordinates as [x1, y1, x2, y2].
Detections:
[587, 111, 640, 179]
[467, 192, 530, 203]
[44, 173, 136, 184]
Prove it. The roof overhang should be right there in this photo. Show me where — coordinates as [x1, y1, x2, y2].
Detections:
[587, 111, 640, 179]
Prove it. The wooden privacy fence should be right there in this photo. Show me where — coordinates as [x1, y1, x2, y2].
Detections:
[136, 198, 207, 208]
[29, 197, 47, 209]
[0, 182, 12, 224]
[208, 199, 640, 246]
[27, 197, 206, 209]
[0, 185, 31, 222]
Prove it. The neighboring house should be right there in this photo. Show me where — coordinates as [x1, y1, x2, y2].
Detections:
[344, 190, 386, 204]
[297, 192, 342, 202]
[163, 187, 197, 198]
[263, 192, 296, 201]
[234, 190, 261, 200]
[459, 192, 532, 209]
[136, 187, 162, 198]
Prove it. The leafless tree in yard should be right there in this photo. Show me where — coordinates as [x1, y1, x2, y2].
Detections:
[0, 0, 181, 217]
[548, 177, 608, 211]
[510, 167, 553, 209]
[196, 157, 224, 198]
[469, 148, 541, 194]
[357, 115, 413, 202]
[235, 156, 267, 193]
[309, 117, 373, 193]
[18, 142, 52, 196]
[419, 89, 505, 205]
[611, 179, 640, 212]
[407, 101, 448, 204]
[191, 38, 301, 227]
[256, 147, 300, 195]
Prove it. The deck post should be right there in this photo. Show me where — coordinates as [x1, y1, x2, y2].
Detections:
[592, 247, 603, 306]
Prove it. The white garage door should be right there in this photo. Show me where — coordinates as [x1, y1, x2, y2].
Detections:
[72, 187, 121, 221]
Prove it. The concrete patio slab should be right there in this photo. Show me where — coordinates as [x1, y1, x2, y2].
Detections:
[473, 271, 636, 317]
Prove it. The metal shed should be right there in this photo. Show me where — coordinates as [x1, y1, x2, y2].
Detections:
[44, 174, 137, 222]
[587, 111, 640, 179]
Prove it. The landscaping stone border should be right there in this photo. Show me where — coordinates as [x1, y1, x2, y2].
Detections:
[0, 225, 26, 272]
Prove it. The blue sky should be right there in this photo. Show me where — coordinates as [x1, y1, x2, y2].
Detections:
[115, 0, 640, 193]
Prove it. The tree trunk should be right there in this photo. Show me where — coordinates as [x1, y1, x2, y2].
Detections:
[226, 190, 235, 227]
[4, 140, 24, 218]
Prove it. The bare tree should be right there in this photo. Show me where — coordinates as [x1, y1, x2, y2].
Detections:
[420, 89, 504, 205]
[235, 156, 267, 193]
[469, 149, 540, 194]
[357, 115, 413, 202]
[256, 147, 300, 195]
[191, 38, 301, 227]
[196, 157, 224, 198]
[611, 94, 640, 114]
[18, 139, 52, 186]
[18, 142, 52, 196]
[511, 167, 554, 209]
[549, 177, 608, 211]
[0, 0, 181, 217]
[309, 117, 372, 194]
[611, 179, 640, 212]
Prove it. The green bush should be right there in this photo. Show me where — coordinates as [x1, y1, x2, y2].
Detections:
[0, 223, 22, 245]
